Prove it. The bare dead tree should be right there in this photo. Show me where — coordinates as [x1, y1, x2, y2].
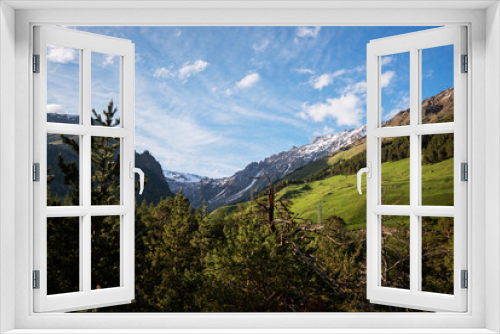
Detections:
[248, 173, 276, 233]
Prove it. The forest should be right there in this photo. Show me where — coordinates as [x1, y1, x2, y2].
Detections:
[46, 100, 455, 312]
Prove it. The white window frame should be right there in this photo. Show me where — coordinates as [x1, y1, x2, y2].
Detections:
[1, 1, 499, 333]
[33, 25, 136, 313]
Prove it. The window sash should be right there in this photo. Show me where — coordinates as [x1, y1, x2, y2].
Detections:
[33, 25, 136, 313]
[366, 26, 468, 312]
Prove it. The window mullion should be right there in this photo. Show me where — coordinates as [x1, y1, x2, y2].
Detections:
[82, 48, 92, 295]
[409, 47, 421, 294]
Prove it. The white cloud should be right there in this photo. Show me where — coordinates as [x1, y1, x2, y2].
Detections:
[310, 70, 345, 90]
[252, 40, 270, 52]
[47, 45, 77, 64]
[46, 103, 78, 115]
[178, 59, 209, 79]
[299, 93, 363, 126]
[295, 68, 314, 75]
[154, 59, 208, 81]
[175, 30, 182, 37]
[102, 54, 115, 67]
[380, 70, 395, 88]
[312, 74, 334, 90]
[237, 73, 260, 89]
[381, 56, 393, 66]
[297, 26, 321, 38]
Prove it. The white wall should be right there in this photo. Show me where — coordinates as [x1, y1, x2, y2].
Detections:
[0, 2, 16, 333]
[486, 2, 500, 333]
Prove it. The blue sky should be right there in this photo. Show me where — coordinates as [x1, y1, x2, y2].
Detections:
[47, 26, 453, 178]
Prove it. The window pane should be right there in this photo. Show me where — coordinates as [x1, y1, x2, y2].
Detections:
[421, 45, 454, 124]
[91, 52, 121, 127]
[381, 215, 410, 289]
[47, 134, 80, 206]
[381, 137, 410, 205]
[91, 137, 120, 205]
[381, 52, 410, 127]
[47, 217, 80, 295]
[422, 134, 454, 206]
[92, 216, 120, 290]
[421, 216, 454, 294]
[47, 45, 80, 124]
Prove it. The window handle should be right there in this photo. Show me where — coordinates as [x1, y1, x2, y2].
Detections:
[357, 162, 371, 195]
[129, 162, 145, 195]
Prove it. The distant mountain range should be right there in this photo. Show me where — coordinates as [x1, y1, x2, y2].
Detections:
[165, 126, 367, 210]
[47, 87, 454, 210]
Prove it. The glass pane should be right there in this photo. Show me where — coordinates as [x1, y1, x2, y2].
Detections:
[421, 216, 454, 294]
[47, 134, 80, 206]
[422, 134, 454, 206]
[381, 137, 410, 205]
[47, 45, 80, 124]
[91, 137, 121, 205]
[91, 52, 121, 127]
[381, 215, 410, 289]
[421, 45, 454, 124]
[381, 52, 410, 127]
[92, 216, 120, 290]
[47, 217, 80, 295]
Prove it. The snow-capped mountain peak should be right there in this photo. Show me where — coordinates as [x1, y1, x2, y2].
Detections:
[163, 170, 209, 183]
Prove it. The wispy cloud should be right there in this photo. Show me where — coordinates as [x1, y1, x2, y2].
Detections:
[47, 45, 77, 63]
[339, 81, 367, 95]
[297, 26, 321, 38]
[295, 68, 314, 75]
[252, 40, 270, 52]
[381, 70, 395, 88]
[310, 70, 345, 90]
[102, 54, 115, 67]
[381, 56, 393, 66]
[237, 73, 260, 89]
[154, 59, 208, 81]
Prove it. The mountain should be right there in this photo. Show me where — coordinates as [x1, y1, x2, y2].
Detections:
[383, 87, 454, 127]
[47, 113, 79, 124]
[135, 151, 174, 204]
[164, 170, 209, 183]
[165, 126, 367, 210]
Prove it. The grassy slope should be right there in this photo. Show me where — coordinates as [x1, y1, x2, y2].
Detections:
[275, 157, 453, 230]
[213, 155, 454, 230]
